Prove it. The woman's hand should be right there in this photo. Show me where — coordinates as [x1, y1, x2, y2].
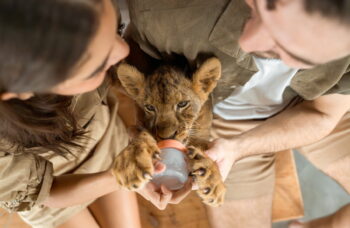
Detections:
[136, 178, 193, 210]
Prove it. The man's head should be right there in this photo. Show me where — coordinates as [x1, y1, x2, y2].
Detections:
[239, 0, 350, 69]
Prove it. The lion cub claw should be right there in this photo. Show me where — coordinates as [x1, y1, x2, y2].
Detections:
[113, 131, 160, 190]
[187, 146, 226, 207]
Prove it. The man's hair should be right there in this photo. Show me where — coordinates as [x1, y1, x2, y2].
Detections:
[267, 0, 350, 24]
[0, 0, 102, 156]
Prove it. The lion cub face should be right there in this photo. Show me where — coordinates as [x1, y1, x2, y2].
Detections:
[117, 57, 221, 144]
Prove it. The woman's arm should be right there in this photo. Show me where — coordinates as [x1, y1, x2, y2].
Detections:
[43, 169, 119, 208]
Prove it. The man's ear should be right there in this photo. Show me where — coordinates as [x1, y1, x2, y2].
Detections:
[192, 57, 221, 100]
[117, 63, 145, 98]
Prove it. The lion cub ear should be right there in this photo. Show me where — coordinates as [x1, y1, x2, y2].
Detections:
[192, 57, 221, 100]
[117, 63, 145, 98]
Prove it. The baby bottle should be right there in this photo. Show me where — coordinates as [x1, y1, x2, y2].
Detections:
[152, 139, 189, 190]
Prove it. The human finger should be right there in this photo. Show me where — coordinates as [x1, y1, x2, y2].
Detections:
[157, 185, 172, 210]
[170, 179, 193, 204]
[153, 160, 166, 174]
[137, 183, 159, 201]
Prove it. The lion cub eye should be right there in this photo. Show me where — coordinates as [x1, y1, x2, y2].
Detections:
[145, 104, 156, 112]
[177, 101, 189, 109]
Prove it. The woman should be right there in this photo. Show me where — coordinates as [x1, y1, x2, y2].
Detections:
[0, 0, 141, 227]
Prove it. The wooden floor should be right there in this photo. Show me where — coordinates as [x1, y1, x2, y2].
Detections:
[138, 192, 210, 228]
[0, 192, 209, 228]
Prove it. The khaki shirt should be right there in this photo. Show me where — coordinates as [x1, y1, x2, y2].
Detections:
[0, 80, 128, 212]
[128, 0, 350, 103]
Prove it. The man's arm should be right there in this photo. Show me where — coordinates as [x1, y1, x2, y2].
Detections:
[206, 94, 350, 179]
[234, 94, 350, 159]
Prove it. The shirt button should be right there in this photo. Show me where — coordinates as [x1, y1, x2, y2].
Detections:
[230, 85, 236, 88]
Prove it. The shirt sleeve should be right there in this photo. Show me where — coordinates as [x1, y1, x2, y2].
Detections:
[0, 151, 54, 212]
[326, 69, 350, 95]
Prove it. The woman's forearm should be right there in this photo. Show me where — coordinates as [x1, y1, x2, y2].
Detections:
[43, 170, 119, 208]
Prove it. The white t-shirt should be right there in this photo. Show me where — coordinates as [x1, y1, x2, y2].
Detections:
[214, 57, 299, 120]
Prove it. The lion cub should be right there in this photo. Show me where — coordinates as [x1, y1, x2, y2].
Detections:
[114, 57, 226, 206]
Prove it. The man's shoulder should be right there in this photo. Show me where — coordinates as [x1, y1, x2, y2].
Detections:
[128, 0, 251, 63]
[291, 56, 350, 99]
[129, 0, 225, 11]
[129, 0, 230, 34]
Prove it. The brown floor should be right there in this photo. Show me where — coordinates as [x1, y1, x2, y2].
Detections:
[138, 192, 210, 228]
[0, 192, 209, 228]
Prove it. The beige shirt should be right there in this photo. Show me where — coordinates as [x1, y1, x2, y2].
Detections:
[0, 80, 128, 212]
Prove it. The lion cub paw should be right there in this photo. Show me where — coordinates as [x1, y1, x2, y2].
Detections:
[187, 146, 226, 207]
[113, 131, 160, 190]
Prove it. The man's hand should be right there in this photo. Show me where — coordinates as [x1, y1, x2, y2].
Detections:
[205, 95, 350, 181]
[205, 138, 237, 181]
[137, 178, 193, 210]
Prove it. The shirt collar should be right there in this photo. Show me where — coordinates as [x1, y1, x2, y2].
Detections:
[209, 0, 257, 72]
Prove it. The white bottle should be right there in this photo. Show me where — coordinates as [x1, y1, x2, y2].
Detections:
[152, 140, 189, 190]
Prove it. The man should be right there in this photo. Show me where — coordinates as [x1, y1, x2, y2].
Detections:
[126, 0, 350, 227]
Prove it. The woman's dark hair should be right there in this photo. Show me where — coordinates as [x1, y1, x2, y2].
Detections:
[0, 0, 101, 156]
[0, 95, 84, 156]
[267, 0, 350, 24]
